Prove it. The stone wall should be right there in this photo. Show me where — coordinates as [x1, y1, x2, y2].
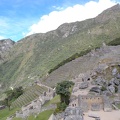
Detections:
[103, 96, 112, 112]
[69, 99, 78, 107]
[64, 107, 83, 120]
[78, 95, 103, 112]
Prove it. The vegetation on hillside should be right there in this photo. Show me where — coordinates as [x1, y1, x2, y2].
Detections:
[48, 48, 92, 74]
[1, 87, 23, 110]
[107, 37, 120, 46]
[0, 108, 53, 120]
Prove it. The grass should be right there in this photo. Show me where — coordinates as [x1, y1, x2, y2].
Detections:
[12, 118, 22, 120]
[43, 95, 60, 107]
[0, 108, 20, 120]
[13, 109, 54, 120]
[0, 109, 54, 120]
[34, 109, 54, 120]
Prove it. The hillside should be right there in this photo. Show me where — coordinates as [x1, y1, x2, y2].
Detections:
[0, 4, 120, 91]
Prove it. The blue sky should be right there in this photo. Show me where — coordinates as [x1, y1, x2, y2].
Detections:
[0, 0, 120, 41]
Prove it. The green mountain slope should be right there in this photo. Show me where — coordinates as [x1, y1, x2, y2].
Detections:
[0, 4, 120, 90]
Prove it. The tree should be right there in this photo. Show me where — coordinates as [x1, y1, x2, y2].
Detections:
[3, 86, 24, 110]
[4, 98, 11, 110]
[56, 80, 74, 105]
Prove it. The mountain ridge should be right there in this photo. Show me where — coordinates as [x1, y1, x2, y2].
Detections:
[0, 4, 120, 92]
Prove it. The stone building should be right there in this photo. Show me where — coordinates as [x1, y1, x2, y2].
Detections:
[78, 95, 103, 112]
[69, 95, 112, 112]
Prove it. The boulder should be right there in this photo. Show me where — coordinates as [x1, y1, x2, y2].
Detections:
[108, 78, 115, 86]
[90, 87, 101, 93]
[112, 68, 118, 76]
[108, 85, 115, 93]
[95, 77, 106, 86]
[117, 73, 120, 79]
[113, 78, 120, 86]
[102, 90, 112, 96]
[79, 82, 88, 89]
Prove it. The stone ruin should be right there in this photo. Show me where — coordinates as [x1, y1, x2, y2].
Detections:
[69, 97, 78, 108]
[69, 95, 112, 113]
[78, 95, 103, 112]
[16, 99, 42, 118]
[14, 87, 56, 119]
[64, 107, 83, 120]
[103, 96, 112, 112]
[72, 72, 92, 92]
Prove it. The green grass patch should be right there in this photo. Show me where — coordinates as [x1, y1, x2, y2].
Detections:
[35, 109, 54, 120]
[107, 37, 120, 46]
[44, 95, 60, 107]
[0, 108, 20, 120]
[12, 118, 22, 120]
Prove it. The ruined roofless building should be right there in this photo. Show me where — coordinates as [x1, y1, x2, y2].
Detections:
[77, 95, 112, 112]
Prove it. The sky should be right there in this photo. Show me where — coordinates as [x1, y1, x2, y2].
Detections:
[0, 0, 120, 41]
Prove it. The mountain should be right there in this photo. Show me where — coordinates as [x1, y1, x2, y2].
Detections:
[0, 4, 120, 91]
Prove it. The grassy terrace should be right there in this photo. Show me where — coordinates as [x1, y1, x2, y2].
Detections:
[11, 85, 48, 108]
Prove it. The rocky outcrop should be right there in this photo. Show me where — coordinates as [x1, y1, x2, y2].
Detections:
[0, 39, 15, 62]
[79, 82, 88, 89]
[90, 87, 101, 93]
[64, 107, 83, 120]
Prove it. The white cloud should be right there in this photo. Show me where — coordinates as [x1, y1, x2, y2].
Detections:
[0, 36, 5, 40]
[26, 0, 117, 36]
[52, 6, 64, 11]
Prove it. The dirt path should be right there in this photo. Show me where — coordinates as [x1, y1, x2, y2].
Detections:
[84, 110, 120, 120]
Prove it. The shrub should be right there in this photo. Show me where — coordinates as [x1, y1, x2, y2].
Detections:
[54, 102, 67, 114]
[115, 86, 118, 93]
[101, 86, 106, 91]
[107, 37, 120, 46]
